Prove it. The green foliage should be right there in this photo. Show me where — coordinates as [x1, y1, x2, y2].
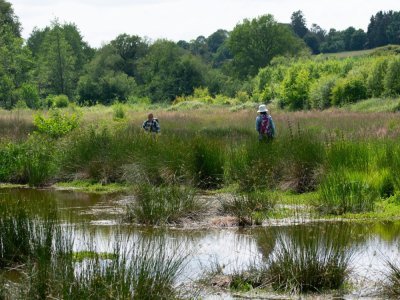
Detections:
[318, 172, 378, 215]
[367, 57, 388, 97]
[53, 94, 69, 108]
[221, 191, 276, 225]
[280, 67, 311, 110]
[309, 75, 337, 109]
[33, 109, 80, 138]
[21, 135, 56, 186]
[112, 102, 126, 120]
[15, 83, 40, 109]
[190, 136, 224, 189]
[262, 223, 354, 293]
[331, 69, 367, 105]
[137, 40, 206, 102]
[384, 57, 400, 96]
[0, 142, 24, 182]
[228, 14, 307, 79]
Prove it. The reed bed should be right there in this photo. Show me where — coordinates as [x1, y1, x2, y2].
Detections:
[1, 107, 400, 217]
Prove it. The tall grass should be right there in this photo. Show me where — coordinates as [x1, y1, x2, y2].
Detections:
[221, 191, 276, 226]
[21, 236, 188, 300]
[261, 223, 354, 293]
[382, 259, 400, 298]
[127, 184, 204, 225]
[0, 198, 190, 299]
[318, 172, 378, 215]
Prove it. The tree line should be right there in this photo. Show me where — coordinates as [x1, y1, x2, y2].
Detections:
[1, 0, 400, 109]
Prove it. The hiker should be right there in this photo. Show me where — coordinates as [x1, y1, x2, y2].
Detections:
[142, 113, 160, 134]
[256, 104, 275, 141]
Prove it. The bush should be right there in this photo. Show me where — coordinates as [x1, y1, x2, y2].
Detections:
[280, 67, 311, 110]
[53, 94, 69, 108]
[331, 71, 367, 106]
[33, 109, 80, 138]
[367, 57, 388, 97]
[309, 75, 337, 109]
[112, 102, 125, 120]
[384, 57, 400, 96]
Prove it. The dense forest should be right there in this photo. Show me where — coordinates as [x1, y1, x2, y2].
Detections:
[1, 0, 400, 110]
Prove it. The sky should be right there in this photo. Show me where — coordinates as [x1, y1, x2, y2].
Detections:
[10, 0, 400, 48]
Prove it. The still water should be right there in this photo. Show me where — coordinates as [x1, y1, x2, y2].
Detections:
[1, 187, 399, 298]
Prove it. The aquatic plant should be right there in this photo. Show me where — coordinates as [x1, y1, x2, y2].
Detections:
[127, 184, 204, 225]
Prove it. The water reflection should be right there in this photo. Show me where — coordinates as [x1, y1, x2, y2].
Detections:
[2, 188, 400, 296]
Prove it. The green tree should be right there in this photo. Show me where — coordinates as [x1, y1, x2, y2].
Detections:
[77, 45, 136, 105]
[207, 29, 229, 53]
[137, 40, 206, 102]
[110, 34, 148, 78]
[384, 57, 400, 96]
[37, 21, 76, 98]
[228, 14, 307, 79]
[291, 10, 308, 38]
[0, 0, 21, 37]
[0, 2, 34, 109]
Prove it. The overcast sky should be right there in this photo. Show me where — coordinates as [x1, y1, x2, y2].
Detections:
[11, 0, 400, 48]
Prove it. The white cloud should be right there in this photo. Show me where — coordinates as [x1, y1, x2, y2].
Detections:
[10, 0, 400, 48]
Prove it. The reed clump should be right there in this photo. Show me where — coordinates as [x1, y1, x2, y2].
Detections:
[127, 184, 204, 225]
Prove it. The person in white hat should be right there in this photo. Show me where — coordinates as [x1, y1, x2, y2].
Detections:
[256, 104, 275, 141]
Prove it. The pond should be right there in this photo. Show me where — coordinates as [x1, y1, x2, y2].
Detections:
[1, 188, 399, 299]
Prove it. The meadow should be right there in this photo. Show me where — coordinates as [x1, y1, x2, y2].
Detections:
[2, 103, 400, 297]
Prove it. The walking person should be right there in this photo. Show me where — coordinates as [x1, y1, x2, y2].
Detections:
[255, 104, 275, 142]
[142, 113, 160, 135]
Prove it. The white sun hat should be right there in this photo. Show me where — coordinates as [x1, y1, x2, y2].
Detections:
[257, 104, 268, 113]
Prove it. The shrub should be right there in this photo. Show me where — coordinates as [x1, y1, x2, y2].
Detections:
[384, 57, 400, 96]
[33, 109, 80, 138]
[309, 75, 337, 109]
[367, 57, 388, 97]
[331, 71, 367, 106]
[53, 94, 69, 108]
[112, 102, 126, 120]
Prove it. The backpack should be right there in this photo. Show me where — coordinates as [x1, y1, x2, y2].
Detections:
[260, 114, 272, 137]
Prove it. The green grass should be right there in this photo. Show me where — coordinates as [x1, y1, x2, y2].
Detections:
[54, 180, 129, 194]
[0, 198, 190, 299]
[342, 97, 400, 112]
[261, 223, 353, 293]
[221, 191, 277, 226]
[382, 257, 400, 298]
[126, 184, 205, 225]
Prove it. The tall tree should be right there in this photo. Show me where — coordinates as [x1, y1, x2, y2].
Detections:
[291, 10, 308, 38]
[110, 34, 148, 78]
[0, 0, 21, 37]
[228, 14, 307, 78]
[37, 21, 76, 97]
[0, 1, 34, 108]
[137, 40, 206, 102]
[77, 44, 136, 105]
